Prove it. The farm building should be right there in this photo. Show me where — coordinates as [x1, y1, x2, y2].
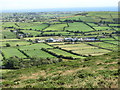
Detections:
[35, 39, 45, 43]
[64, 38, 78, 42]
[83, 37, 99, 41]
[46, 38, 63, 42]
[46, 38, 56, 42]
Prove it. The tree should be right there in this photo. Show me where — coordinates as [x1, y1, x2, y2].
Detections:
[4, 36, 6, 39]
[6, 43, 11, 47]
[3, 57, 21, 69]
[16, 44, 19, 47]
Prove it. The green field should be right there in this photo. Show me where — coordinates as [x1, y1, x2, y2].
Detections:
[2, 30, 17, 39]
[44, 23, 67, 31]
[79, 16, 100, 22]
[65, 22, 94, 32]
[2, 22, 18, 28]
[2, 48, 27, 59]
[19, 43, 53, 50]
[53, 43, 110, 56]
[104, 41, 119, 45]
[1, 41, 31, 47]
[43, 31, 74, 36]
[17, 23, 48, 30]
[23, 49, 55, 58]
[48, 48, 84, 59]
[102, 18, 114, 22]
[60, 15, 100, 23]
[87, 42, 118, 51]
[87, 23, 98, 27]
[100, 37, 115, 41]
[87, 12, 113, 18]
[85, 30, 115, 35]
[93, 27, 112, 31]
[109, 24, 119, 27]
[60, 15, 81, 21]
[20, 30, 41, 36]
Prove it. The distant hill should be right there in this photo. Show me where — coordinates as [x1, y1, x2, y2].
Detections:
[2, 51, 119, 88]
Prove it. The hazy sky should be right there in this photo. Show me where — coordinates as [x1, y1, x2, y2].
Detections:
[0, 0, 119, 10]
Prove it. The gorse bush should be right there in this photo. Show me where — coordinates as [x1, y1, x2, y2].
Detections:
[3, 57, 62, 69]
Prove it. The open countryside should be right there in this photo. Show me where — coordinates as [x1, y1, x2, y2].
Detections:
[0, 11, 119, 88]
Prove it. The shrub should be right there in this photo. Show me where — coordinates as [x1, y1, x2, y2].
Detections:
[37, 76, 47, 81]
[3, 57, 21, 69]
[23, 79, 36, 84]
[24, 85, 33, 88]
[2, 81, 15, 87]
[6, 43, 11, 47]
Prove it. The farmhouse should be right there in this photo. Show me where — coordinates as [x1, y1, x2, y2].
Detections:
[18, 34, 24, 38]
[46, 38, 56, 42]
[35, 39, 45, 43]
[83, 37, 99, 41]
[64, 38, 73, 42]
[45, 37, 99, 42]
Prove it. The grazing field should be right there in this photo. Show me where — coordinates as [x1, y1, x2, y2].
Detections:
[85, 30, 115, 35]
[93, 27, 112, 31]
[2, 22, 18, 28]
[104, 41, 119, 45]
[102, 19, 114, 22]
[44, 24, 67, 31]
[87, 23, 98, 27]
[109, 24, 119, 27]
[2, 48, 27, 59]
[79, 16, 100, 22]
[1, 41, 31, 47]
[43, 31, 74, 36]
[23, 49, 55, 58]
[87, 12, 113, 18]
[87, 42, 118, 51]
[0, 39, 22, 42]
[20, 30, 41, 36]
[52, 43, 110, 56]
[19, 43, 53, 50]
[2, 30, 16, 39]
[100, 37, 115, 41]
[18, 23, 48, 30]
[60, 15, 100, 23]
[48, 48, 84, 58]
[60, 15, 82, 21]
[65, 22, 94, 32]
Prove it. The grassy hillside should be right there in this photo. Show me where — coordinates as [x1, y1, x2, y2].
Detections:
[1, 51, 119, 88]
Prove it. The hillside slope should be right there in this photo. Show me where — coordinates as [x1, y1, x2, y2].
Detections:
[2, 51, 119, 88]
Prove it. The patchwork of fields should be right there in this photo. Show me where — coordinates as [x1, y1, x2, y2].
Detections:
[2, 48, 27, 59]
[1, 11, 119, 62]
[65, 22, 94, 32]
[50, 42, 111, 56]
[1, 11, 119, 88]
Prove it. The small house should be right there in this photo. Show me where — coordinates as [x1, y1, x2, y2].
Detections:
[83, 37, 99, 41]
[46, 38, 55, 42]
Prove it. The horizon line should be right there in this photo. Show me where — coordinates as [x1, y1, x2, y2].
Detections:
[2, 7, 118, 13]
